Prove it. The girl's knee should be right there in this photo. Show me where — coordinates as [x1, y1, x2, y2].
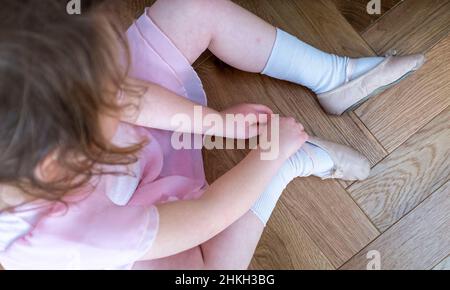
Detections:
[181, 0, 227, 15]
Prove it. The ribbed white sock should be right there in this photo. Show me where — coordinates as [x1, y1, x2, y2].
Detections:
[251, 143, 334, 225]
[347, 57, 385, 81]
[303, 142, 334, 178]
[262, 28, 385, 94]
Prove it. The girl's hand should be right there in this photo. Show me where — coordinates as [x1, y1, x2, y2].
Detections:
[220, 103, 273, 139]
[275, 117, 309, 160]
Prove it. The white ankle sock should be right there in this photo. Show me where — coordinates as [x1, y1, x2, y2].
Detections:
[262, 28, 385, 94]
[347, 57, 385, 81]
[251, 143, 334, 225]
[302, 142, 335, 178]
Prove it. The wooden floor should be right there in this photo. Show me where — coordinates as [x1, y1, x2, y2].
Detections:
[121, 0, 450, 270]
[197, 0, 450, 270]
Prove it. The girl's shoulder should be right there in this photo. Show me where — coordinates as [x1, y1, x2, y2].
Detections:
[0, 185, 31, 212]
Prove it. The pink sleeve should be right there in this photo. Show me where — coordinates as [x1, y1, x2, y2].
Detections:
[0, 200, 159, 270]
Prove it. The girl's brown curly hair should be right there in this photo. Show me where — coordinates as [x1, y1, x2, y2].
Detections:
[0, 0, 147, 202]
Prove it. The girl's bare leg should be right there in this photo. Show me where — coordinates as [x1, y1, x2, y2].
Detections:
[132, 212, 263, 269]
[147, 0, 276, 72]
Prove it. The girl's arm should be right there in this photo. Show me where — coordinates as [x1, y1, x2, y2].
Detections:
[140, 149, 283, 261]
[139, 117, 307, 261]
[120, 78, 271, 139]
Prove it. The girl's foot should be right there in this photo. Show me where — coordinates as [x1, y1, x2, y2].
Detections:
[251, 136, 370, 225]
[289, 137, 371, 181]
[261, 29, 425, 116]
[317, 53, 425, 115]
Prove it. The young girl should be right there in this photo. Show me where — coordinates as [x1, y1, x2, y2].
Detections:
[0, 0, 424, 269]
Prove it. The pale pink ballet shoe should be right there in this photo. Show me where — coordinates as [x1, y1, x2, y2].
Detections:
[317, 53, 426, 115]
[304, 137, 371, 181]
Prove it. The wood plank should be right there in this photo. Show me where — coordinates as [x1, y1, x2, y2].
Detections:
[356, 35, 450, 152]
[349, 107, 450, 231]
[192, 52, 214, 69]
[250, 201, 335, 270]
[282, 178, 379, 267]
[127, 0, 156, 18]
[240, 0, 376, 57]
[433, 255, 450, 270]
[342, 182, 450, 270]
[120, 0, 156, 27]
[362, 0, 450, 55]
[333, 0, 401, 34]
